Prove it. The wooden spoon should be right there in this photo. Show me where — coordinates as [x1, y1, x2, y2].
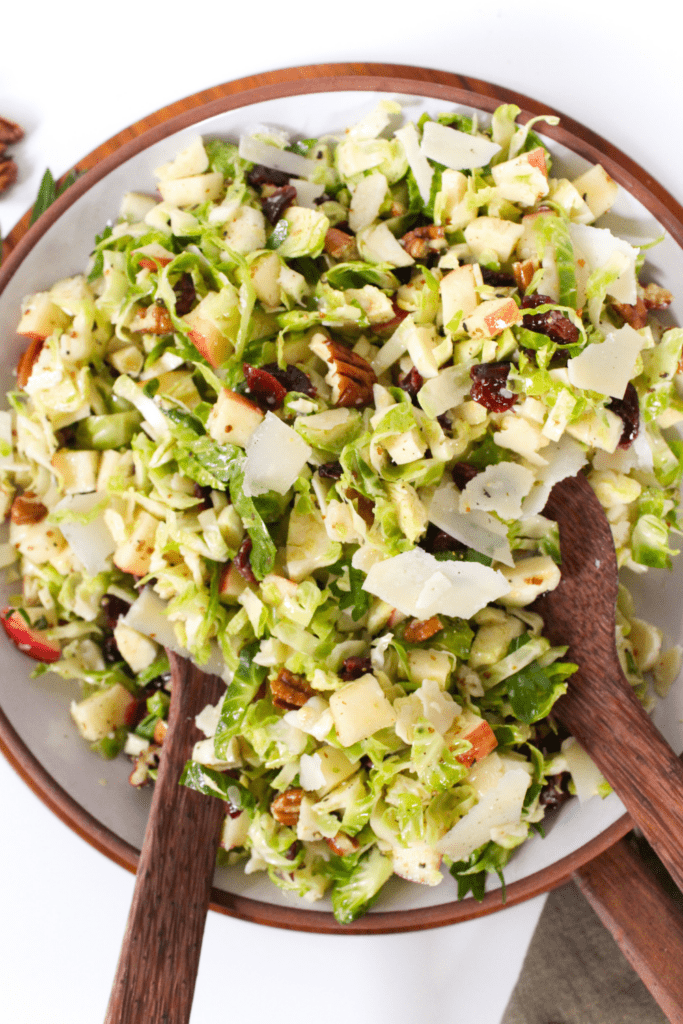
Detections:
[536, 471, 683, 891]
[104, 651, 226, 1024]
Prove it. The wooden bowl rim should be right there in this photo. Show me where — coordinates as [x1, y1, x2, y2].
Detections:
[4, 61, 672, 933]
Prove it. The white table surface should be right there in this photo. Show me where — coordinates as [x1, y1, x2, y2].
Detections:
[1, 3, 682, 1022]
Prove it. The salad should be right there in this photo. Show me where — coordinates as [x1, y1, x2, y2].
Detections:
[1, 100, 681, 924]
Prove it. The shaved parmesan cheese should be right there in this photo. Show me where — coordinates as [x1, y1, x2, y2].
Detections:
[362, 548, 510, 620]
[242, 412, 312, 497]
[290, 178, 325, 209]
[521, 436, 588, 516]
[395, 123, 434, 204]
[425, 480, 514, 566]
[567, 324, 644, 399]
[420, 121, 501, 170]
[436, 764, 531, 860]
[460, 462, 535, 520]
[349, 172, 388, 233]
[417, 363, 473, 419]
[238, 134, 315, 179]
[359, 222, 415, 267]
[54, 493, 115, 576]
[569, 222, 638, 306]
[347, 100, 402, 140]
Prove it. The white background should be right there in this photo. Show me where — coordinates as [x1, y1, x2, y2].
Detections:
[1, 2, 681, 1022]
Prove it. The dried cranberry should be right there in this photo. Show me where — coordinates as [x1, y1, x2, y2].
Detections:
[522, 306, 580, 345]
[339, 656, 373, 681]
[243, 363, 288, 409]
[481, 268, 516, 287]
[608, 382, 640, 449]
[247, 164, 291, 188]
[396, 365, 424, 403]
[470, 362, 517, 412]
[102, 635, 122, 664]
[173, 273, 196, 316]
[539, 773, 571, 810]
[437, 412, 452, 432]
[261, 362, 316, 397]
[124, 698, 147, 730]
[318, 461, 343, 480]
[261, 185, 297, 226]
[233, 536, 257, 584]
[419, 523, 465, 555]
[451, 462, 479, 490]
[521, 293, 555, 310]
[193, 483, 213, 511]
[101, 595, 131, 631]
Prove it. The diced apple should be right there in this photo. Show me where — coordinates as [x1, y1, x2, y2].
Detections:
[219, 809, 251, 851]
[392, 843, 442, 885]
[51, 449, 99, 494]
[113, 621, 159, 673]
[119, 191, 157, 222]
[70, 682, 136, 742]
[298, 745, 358, 796]
[182, 289, 239, 368]
[218, 562, 248, 602]
[223, 205, 266, 255]
[1, 609, 61, 662]
[571, 164, 619, 221]
[464, 216, 524, 263]
[157, 172, 224, 207]
[17, 292, 71, 340]
[112, 511, 160, 576]
[207, 389, 264, 448]
[491, 148, 549, 207]
[463, 297, 522, 340]
[329, 673, 396, 747]
[154, 137, 209, 181]
[451, 710, 498, 768]
[440, 264, 480, 329]
[250, 251, 282, 308]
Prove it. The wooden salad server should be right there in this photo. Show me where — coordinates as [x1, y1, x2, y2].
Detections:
[538, 472, 683, 1022]
[104, 652, 226, 1024]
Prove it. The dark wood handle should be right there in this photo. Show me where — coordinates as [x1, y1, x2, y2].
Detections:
[558, 676, 683, 897]
[574, 835, 683, 1024]
[104, 654, 226, 1024]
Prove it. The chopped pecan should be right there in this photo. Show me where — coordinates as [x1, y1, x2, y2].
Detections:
[400, 224, 445, 260]
[10, 493, 48, 525]
[130, 304, 173, 334]
[610, 296, 649, 329]
[642, 282, 673, 311]
[513, 259, 538, 294]
[16, 336, 45, 388]
[312, 336, 376, 407]
[403, 616, 443, 644]
[324, 227, 358, 261]
[325, 832, 360, 856]
[271, 668, 316, 710]
[0, 158, 18, 194]
[271, 787, 304, 825]
[0, 117, 24, 145]
[153, 719, 168, 745]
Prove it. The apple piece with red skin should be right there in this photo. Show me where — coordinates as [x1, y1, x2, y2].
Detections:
[16, 292, 70, 341]
[1, 608, 61, 662]
[452, 711, 498, 768]
[182, 289, 240, 369]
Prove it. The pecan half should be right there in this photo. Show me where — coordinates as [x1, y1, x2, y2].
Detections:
[312, 336, 376, 408]
[324, 227, 358, 261]
[271, 787, 304, 825]
[130, 304, 173, 334]
[0, 158, 18, 194]
[16, 337, 45, 388]
[512, 259, 538, 294]
[610, 296, 649, 330]
[403, 616, 443, 644]
[400, 224, 445, 260]
[271, 668, 315, 710]
[10, 493, 48, 525]
[0, 117, 24, 145]
[642, 282, 673, 311]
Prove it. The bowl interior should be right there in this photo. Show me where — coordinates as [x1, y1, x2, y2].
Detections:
[1, 70, 682, 932]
